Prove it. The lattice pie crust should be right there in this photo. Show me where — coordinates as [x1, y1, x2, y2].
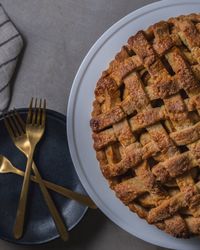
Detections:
[90, 13, 200, 238]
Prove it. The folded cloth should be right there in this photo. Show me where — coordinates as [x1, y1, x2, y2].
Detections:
[0, 4, 24, 112]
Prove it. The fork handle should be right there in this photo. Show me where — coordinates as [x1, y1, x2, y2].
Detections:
[32, 172, 97, 209]
[32, 162, 69, 241]
[13, 149, 34, 239]
[11, 166, 97, 209]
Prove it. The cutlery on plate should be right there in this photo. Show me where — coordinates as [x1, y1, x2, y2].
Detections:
[5, 98, 68, 241]
[0, 155, 97, 209]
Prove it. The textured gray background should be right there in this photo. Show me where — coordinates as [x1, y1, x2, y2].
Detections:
[0, 0, 170, 249]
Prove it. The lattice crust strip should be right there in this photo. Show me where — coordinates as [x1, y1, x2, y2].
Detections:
[90, 13, 200, 238]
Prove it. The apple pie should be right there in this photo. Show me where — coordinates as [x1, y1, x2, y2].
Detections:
[90, 13, 200, 238]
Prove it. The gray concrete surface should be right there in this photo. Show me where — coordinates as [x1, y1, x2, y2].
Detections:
[0, 0, 169, 249]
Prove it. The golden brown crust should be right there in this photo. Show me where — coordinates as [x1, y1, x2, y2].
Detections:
[114, 177, 147, 204]
[90, 105, 125, 132]
[152, 21, 174, 55]
[164, 215, 189, 238]
[90, 13, 200, 238]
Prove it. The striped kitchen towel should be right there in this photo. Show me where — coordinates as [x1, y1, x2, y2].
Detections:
[0, 4, 24, 112]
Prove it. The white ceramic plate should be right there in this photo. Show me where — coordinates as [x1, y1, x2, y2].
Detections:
[67, 1, 200, 249]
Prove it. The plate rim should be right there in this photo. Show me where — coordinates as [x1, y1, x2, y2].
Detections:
[67, 1, 200, 249]
[0, 108, 88, 245]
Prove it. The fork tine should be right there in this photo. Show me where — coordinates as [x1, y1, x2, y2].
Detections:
[14, 110, 26, 132]
[32, 98, 38, 124]
[41, 99, 46, 126]
[6, 115, 20, 137]
[3, 114, 16, 138]
[27, 98, 33, 124]
[12, 112, 25, 135]
[37, 99, 42, 125]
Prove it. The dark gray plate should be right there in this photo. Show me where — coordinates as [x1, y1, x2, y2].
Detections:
[0, 108, 87, 245]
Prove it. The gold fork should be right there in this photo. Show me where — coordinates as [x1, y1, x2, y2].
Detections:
[0, 155, 97, 208]
[5, 98, 68, 240]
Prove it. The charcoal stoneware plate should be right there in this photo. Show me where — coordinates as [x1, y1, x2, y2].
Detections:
[0, 108, 87, 245]
[67, 1, 200, 250]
